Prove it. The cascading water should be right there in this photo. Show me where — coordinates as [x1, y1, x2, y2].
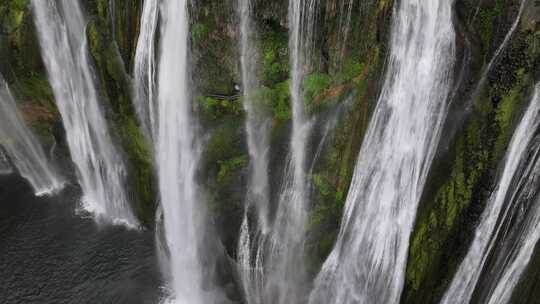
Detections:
[263, 1, 320, 303]
[481, 142, 540, 304]
[0, 148, 12, 174]
[0, 73, 64, 195]
[471, 0, 526, 101]
[440, 84, 540, 304]
[336, 0, 354, 65]
[309, 1, 456, 303]
[133, 0, 159, 141]
[31, 0, 138, 226]
[155, 1, 209, 302]
[236, 0, 272, 302]
[483, 0, 526, 75]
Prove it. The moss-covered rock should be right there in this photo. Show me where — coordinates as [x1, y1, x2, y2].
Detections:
[0, 1, 63, 151]
[402, 0, 540, 302]
[304, 2, 393, 275]
[0, 0, 28, 35]
[85, 0, 156, 226]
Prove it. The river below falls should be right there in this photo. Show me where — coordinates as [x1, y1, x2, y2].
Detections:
[0, 174, 163, 304]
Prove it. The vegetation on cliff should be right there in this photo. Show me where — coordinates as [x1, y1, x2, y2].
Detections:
[2, 0, 540, 301]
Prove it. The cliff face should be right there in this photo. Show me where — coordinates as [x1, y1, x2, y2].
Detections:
[404, 0, 540, 302]
[189, 0, 394, 270]
[1, 0, 540, 302]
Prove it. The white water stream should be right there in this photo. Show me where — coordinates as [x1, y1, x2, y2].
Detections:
[32, 0, 137, 226]
[0, 73, 64, 195]
[155, 1, 210, 302]
[309, 1, 456, 303]
[133, 0, 159, 141]
[262, 1, 320, 303]
[236, 0, 272, 302]
[441, 83, 540, 304]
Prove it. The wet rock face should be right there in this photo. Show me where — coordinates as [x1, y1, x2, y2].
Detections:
[403, 1, 540, 303]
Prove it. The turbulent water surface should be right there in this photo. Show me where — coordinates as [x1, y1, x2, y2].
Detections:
[0, 175, 160, 304]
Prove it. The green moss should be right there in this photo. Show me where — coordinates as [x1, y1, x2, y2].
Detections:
[203, 117, 246, 252]
[11, 0, 28, 10]
[218, 156, 247, 184]
[404, 110, 493, 300]
[197, 96, 220, 119]
[273, 81, 292, 120]
[192, 23, 210, 45]
[305, 60, 379, 274]
[0, 0, 28, 34]
[251, 80, 291, 121]
[190, 9, 236, 94]
[197, 95, 243, 121]
[85, 5, 157, 225]
[205, 120, 244, 167]
[11, 74, 56, 110]
[528, 31, 540, 58]
[118, 118, 155, 224]
[303, 73, 331, 100]
[104, 43, 129, 88]
[474, 0, 504, 56]
[476, 9, 497, 50]
[404, 53, 532, 304]
[312, 174, 333, 197]
[404, 6, 539, 299]
[259, 23, 289, 85]
[335, 59, 364, 84]
[493, 68, 529, 158]
[1, 9, 23, 33]
[30, 120, 54, 140]
[495, 87, 519, 132]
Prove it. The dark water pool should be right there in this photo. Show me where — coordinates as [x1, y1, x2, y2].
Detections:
[0, 174, 162, 304]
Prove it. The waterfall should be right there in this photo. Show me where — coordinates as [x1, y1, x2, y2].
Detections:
[336, 0, 354, 66]
[0, 148, 12, 174]
[133, 0, 159, 141]
[309, 1, 456, 303]
[236, 0, 271, 302]
[482, 0, 526, 77]
[0, 74, 64, 195]
[441, 84, 540, 304]
[155, 1, 209, 302]
[31, 0, 138, 226]
[261, 1, 320, 303]
[471, 0, 526, 103]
